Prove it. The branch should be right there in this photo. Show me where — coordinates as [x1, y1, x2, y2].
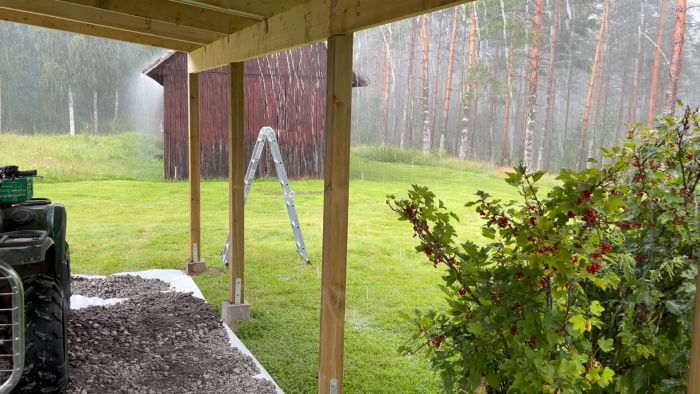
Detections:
[640, 31, 671, 69]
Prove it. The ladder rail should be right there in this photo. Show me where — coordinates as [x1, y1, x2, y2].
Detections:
[222, 127, 312, 266]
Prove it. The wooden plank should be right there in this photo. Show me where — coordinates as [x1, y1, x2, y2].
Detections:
[60, 0, 257, 34]
[0, 8, 195, 51]
[228, 62, 246, 304]
[187, 0, 470, 73]
[318, 33, 353, 394]
[689, 265, 700, 393]
[188, 70, 202, 262]
[188, 0, 330, 73]
[330, 0, 471, 33]
[0, 0, 223, 45]
[176, 0, 306, 19]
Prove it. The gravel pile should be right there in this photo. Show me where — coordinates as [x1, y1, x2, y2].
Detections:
[68, 276, 277, 394]
[71, 275, 170, 298]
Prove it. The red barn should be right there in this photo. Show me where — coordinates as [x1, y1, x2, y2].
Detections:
[144, 44, 368, 180]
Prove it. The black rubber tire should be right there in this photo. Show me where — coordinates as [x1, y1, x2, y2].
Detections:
[14, 275, 68, 393]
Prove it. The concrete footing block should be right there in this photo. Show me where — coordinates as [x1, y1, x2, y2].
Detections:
[222, 301, 251, 327]
[186, 260, 206, 276]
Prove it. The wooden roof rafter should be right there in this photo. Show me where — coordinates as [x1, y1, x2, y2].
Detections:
[0, 7, 199, 51]
[0, 0, 229, 49]
[58, 0, 261, 34]
[187, 0, 471, 73]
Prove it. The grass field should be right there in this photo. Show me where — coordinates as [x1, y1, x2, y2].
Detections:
[5, 133, 542, 393]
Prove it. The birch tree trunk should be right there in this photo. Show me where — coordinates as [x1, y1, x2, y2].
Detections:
[498, 0, 513, 166]
[537, 0, 560, 172]
[381, 25, 393, 147]
[522, 0, 544, 170]
[628, 4, 645, 122]
[420, 14, 431, 153]
[647, 0, 668, 126]
[663, 0, 687, 115]
[93, 89, 98, 135]
[576, 0, 609, 171]
[113, 87, 119, 131]
[440, 8, 459, 153]
[68, 86, 75, 136]
[458, 3, 477, 160]
[562, 0, 575, 160]
[430, 13, 446, 149]
[402, 18, 419, 150]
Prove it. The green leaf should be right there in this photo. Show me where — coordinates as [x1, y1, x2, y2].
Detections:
[597, 338, 614, 353]
[481, 228, 496, 239]
[590, 301, 605, 317]
[599, 367, 615, 387]
[570, 314, 588, 334]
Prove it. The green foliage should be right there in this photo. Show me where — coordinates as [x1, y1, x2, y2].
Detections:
[388, 106, 700, 393]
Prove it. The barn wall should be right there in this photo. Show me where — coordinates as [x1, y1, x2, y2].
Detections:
[159, 45, 329, 181]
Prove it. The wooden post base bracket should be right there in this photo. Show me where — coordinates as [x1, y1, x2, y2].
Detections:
[186, 260, 207, 276]
[222, 301, 251, 327]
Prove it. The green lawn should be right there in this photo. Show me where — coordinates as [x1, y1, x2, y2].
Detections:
[12, 135, 538, 393]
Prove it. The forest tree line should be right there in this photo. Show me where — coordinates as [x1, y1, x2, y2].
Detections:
[0, 23, 163, 135]
[351, 0, 699, 171]
[0, 0, 697, 173]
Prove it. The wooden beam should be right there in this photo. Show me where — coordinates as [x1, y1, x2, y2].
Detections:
[172, 0, 305, 19]
[228, 62, 246, 305]
[188, 0, 330, 73]
[318, 33, 353, 394]
[0, 0, 223, 46]
[330, 0, 471, 33]
[689, 263, 700, 393]
[187, 0, 470, 73]
[188, 70, 202, 264]
[59, 0, 256, 34]
[0, 8, 196, 51]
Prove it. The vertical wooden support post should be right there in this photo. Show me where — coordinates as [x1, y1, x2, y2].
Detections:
[186, 67, 206, 275]
[689, 263, 700, 393]
[318, 33, 354, 394]
[221, 62, 250, 326]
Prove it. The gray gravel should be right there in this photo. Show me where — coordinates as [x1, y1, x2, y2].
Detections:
[71, 275, 170, 298]
[68, 276, 277, 394]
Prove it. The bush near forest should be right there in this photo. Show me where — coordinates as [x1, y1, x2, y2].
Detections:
[388, 106, 700, 393]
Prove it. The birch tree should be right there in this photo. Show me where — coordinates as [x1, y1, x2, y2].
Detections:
[458, 3, 477, 160]
[420, 14, 431, 153]
[522, 0, 544, 170]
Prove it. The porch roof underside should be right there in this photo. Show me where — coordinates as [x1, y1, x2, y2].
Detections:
[0, 0, 467, 71]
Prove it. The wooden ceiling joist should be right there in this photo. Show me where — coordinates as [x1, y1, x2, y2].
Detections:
[0, 8, 197, 51]
[187, 0, 470, 73]
[0, 0, 225, 49]
[173, 0, 306, 19]
[59, 0, 258, 35]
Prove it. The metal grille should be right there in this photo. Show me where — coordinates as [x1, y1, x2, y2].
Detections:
[0, 261, 24, 394]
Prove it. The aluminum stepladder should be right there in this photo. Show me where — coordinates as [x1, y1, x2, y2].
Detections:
[222, 127, 311, 266]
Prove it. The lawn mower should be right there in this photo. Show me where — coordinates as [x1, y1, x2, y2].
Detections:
[0, 166, 70, 393]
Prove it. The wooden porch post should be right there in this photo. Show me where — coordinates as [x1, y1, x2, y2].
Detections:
[186, 67, 206, 275]
[222, 62, 251, 326]
[318, 33, 354, 394]
[689, 263, 700, 393]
